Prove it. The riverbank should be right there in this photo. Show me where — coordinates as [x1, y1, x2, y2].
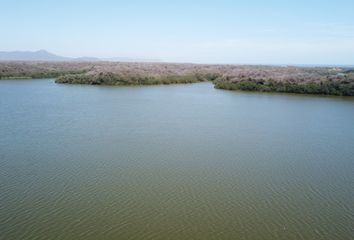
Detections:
[1, 61, 353, 96]
[214, 77, 354, 96]
[55, 73, 217, 85]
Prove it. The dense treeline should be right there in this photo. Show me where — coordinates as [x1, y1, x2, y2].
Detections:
[1, 61, 354, 96]
[213, 67, 354, 96]
[0, 69, 84, 79]
[214, 78, 354, 96]
[0, 62, 91, 79]
[56, 72, 220, 85]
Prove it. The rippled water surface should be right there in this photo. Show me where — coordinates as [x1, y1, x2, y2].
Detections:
[1, 79, 353, 240]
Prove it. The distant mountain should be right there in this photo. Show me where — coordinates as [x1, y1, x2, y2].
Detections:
[0, 50, 70, 61]
[0, 50, 160, 62]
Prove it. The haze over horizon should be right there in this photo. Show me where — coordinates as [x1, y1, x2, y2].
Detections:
[2, 0, 354, 65]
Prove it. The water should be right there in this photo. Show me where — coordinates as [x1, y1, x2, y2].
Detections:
[0, 79, 353, 240]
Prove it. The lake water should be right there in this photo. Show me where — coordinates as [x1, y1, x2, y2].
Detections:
[0, 79, 353, 240]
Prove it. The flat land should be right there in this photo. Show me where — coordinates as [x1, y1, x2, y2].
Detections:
[1, 61, 353, 95]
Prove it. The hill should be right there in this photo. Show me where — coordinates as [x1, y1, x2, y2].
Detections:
[0, 50, 159, 62]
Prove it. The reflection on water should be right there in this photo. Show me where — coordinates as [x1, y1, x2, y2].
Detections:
[0, 80, 353, 240]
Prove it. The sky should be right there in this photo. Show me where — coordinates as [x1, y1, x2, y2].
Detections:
[1, 0, 354, 64]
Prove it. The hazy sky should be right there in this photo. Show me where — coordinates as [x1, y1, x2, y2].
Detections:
[2, 0, 354, 64]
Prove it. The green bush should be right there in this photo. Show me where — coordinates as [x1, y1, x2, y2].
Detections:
[214, 78, 354, 96]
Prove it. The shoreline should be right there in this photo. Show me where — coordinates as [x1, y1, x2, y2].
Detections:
[1, 61, 353, 96]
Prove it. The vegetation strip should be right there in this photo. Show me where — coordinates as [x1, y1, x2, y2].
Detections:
[1, 62, 353, 96]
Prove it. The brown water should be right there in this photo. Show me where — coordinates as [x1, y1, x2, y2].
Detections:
[0, 79, 353, 240]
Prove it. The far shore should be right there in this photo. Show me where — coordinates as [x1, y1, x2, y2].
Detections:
[1, 61, 353, 96]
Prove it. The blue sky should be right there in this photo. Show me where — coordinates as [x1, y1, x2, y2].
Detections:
[1, 0, 354, 64]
